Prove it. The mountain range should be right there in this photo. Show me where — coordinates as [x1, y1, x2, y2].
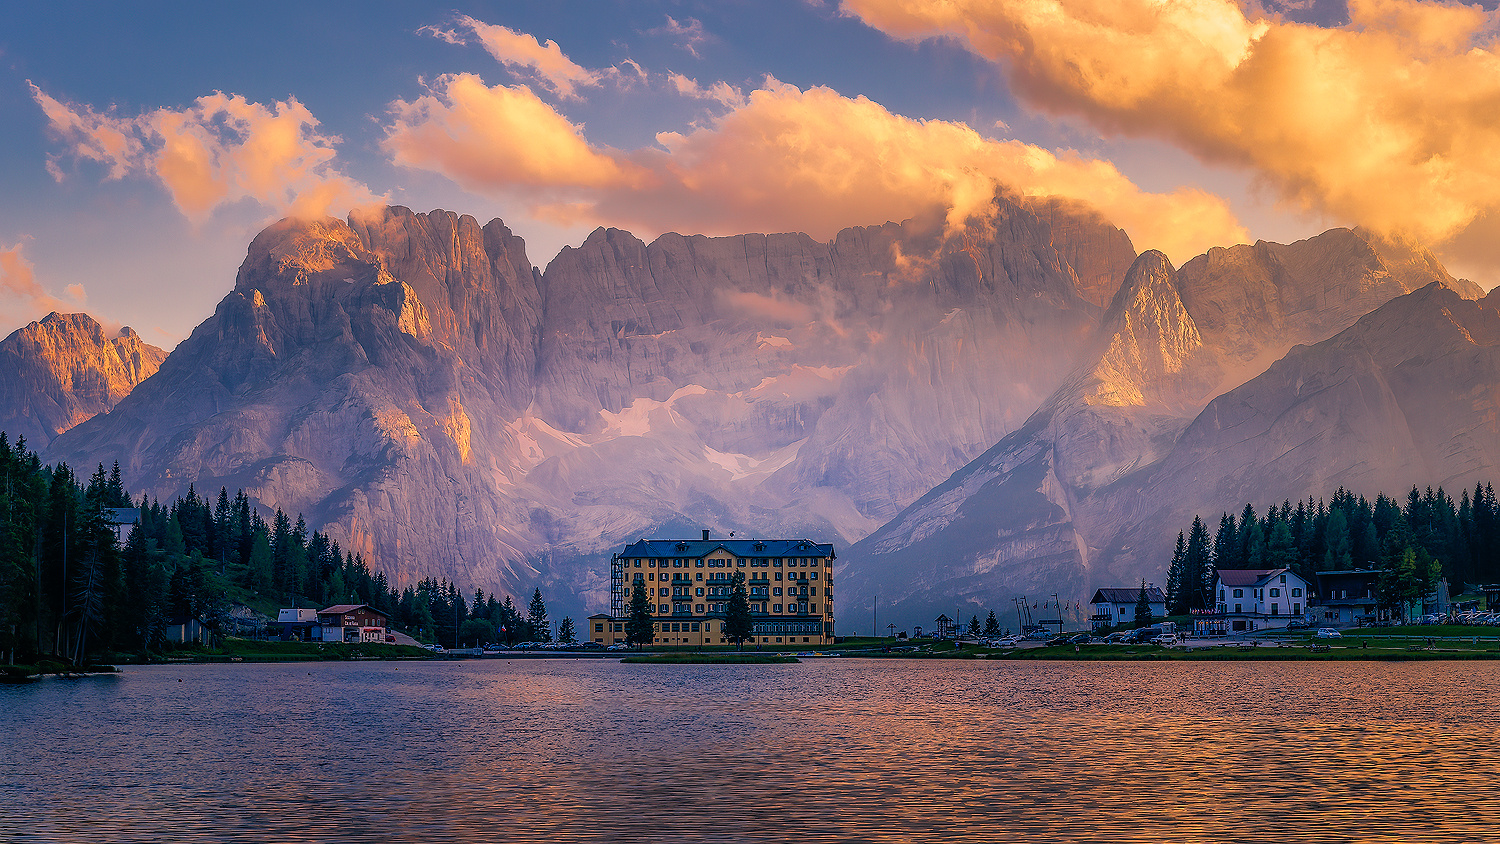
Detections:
[7, 198, 1496, 629]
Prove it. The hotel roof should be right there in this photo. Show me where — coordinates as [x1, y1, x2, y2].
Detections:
[616, 538, 836, 559]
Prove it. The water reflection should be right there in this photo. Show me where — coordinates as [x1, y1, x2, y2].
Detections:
[4, 660, 1499, 842]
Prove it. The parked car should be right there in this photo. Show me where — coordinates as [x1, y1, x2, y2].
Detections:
[1067, 633, 1093, 645]
[1045, 635, 1072, 647]
[1152, 633, 1179, 646]
[1314, 628, 1343, 639]
[606, 643, 631, 651]
[1103, 631, 1131, 644]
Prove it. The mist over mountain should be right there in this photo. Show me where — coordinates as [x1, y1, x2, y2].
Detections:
[839, 231, 1492, 628]
[12, 195, 1493, 629]
[40, 198, 1133, 619]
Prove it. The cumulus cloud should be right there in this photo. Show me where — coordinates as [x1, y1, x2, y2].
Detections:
[385, 74, 644, 192]
[0, 242, 85, 329]
[420, 15, 637, 99]
[384, 76, 1245, 262]
[842, 0, 1500, 273]
[32, 85, 380, 221]
[668, 73, 748, 108]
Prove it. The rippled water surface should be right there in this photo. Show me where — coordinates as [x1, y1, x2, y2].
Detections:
[5, 658, 1500, 842]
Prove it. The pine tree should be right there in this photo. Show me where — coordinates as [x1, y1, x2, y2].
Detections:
[984, 610, 1001, 637]
[1134, 580, 1152, 629]
[1166, 531, 1187, 614]
[626, 578, 656, 648]
[527, 588, 549, 642]
[558, 616, 576, 644]
[967, 614, 981, 637]
[1186, 515, 1214, 611]
[723, 569, 753, 649]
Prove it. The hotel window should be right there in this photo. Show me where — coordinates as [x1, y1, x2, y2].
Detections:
[659, 588, 668, 596]
[1279, 575, 1286, 583]
[773, 588, 782, 596]
[774, 604, 783, 612]
[696, 588, 704, 596]
[696, 605, 705, 613]
[1234, 604, 1242, 613]
[595, 623, 603, 632]
[696, 560, 704, 567]
[1270, 588, 1280, 597]
[775, 572, 782, 581]
[811, 604, 818, 613]
[1233, 589, 1243, 598]
[811, 572, 818, 580]
[634, 560, 641, 567]
[649, 561, 656, 567]
[1292, 588, 1302, 597]
[774, 559, 782, 567]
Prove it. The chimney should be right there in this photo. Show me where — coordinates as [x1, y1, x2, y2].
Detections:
[702, 529, 710, 541]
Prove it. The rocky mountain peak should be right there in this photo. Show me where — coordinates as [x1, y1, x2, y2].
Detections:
[0, 311, 167, 447]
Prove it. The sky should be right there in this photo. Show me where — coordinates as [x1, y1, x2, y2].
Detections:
[4, 0, 1500, 347]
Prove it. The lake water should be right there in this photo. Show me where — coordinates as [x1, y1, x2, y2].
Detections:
[4, 658, 1499, 843]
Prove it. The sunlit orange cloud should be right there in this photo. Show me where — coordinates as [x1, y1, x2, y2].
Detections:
[842, 0, 1500, 276]
[31, 85, 381, 222]
[420, 15, 638, 100]
[384, 75, 1245, 263]
[0, 242, 85, 330]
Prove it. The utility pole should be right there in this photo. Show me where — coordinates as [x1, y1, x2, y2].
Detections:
[873, 595, 877, 640]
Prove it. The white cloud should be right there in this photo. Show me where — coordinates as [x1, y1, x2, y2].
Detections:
[420, 15, 629, 100]
[32, 85, 380, 222]
[384, 75, 1246, 262]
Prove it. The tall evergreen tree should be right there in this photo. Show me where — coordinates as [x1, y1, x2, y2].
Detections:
[723, 570, 753, 649]
[1166, 531, 1187, 615]
[1134, 580, 1152, 628]
[626, 578, 656, 648]
[1186, 515, 1214, 611]
[558, 616, 576, 644]
[984, 610, 1001, 637]
[527, 588, 550, 643]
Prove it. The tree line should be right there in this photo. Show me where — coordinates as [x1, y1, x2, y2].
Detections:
[1165, 484, 1500, 616]
[0, 434, 565, 665]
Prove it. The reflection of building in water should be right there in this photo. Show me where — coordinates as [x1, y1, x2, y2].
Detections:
[593, 530, 836, 646]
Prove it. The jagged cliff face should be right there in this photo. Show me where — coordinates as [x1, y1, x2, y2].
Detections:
[839, 228, 1481, 626]
[45, 200, 1131, 616]
[0, 312, 166, 448]
[1118, 283, 1500, 550]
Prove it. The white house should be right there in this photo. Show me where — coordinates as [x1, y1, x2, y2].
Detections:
[1091, 586, 1167, 630]
[1214, 568, 1312, 632]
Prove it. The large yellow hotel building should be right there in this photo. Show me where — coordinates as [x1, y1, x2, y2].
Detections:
[589, 531, 836, 647]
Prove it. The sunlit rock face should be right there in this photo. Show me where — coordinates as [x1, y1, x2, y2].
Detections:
[0, 312, 166, 448]
[45, 199, 1128, 617]
[838, 229, 1477, 627]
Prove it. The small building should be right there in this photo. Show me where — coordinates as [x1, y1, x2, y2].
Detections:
[1090, 586, 1166, 630]
[932, 614, 956, 639]
[315, 604, 390, 643]
[1314, 570, 1384, 625]
[104, 507, 141, 543]
[1214, 568, 1312, 631]
[163, 616, 210, 645]
[277, 608, 319, 642]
